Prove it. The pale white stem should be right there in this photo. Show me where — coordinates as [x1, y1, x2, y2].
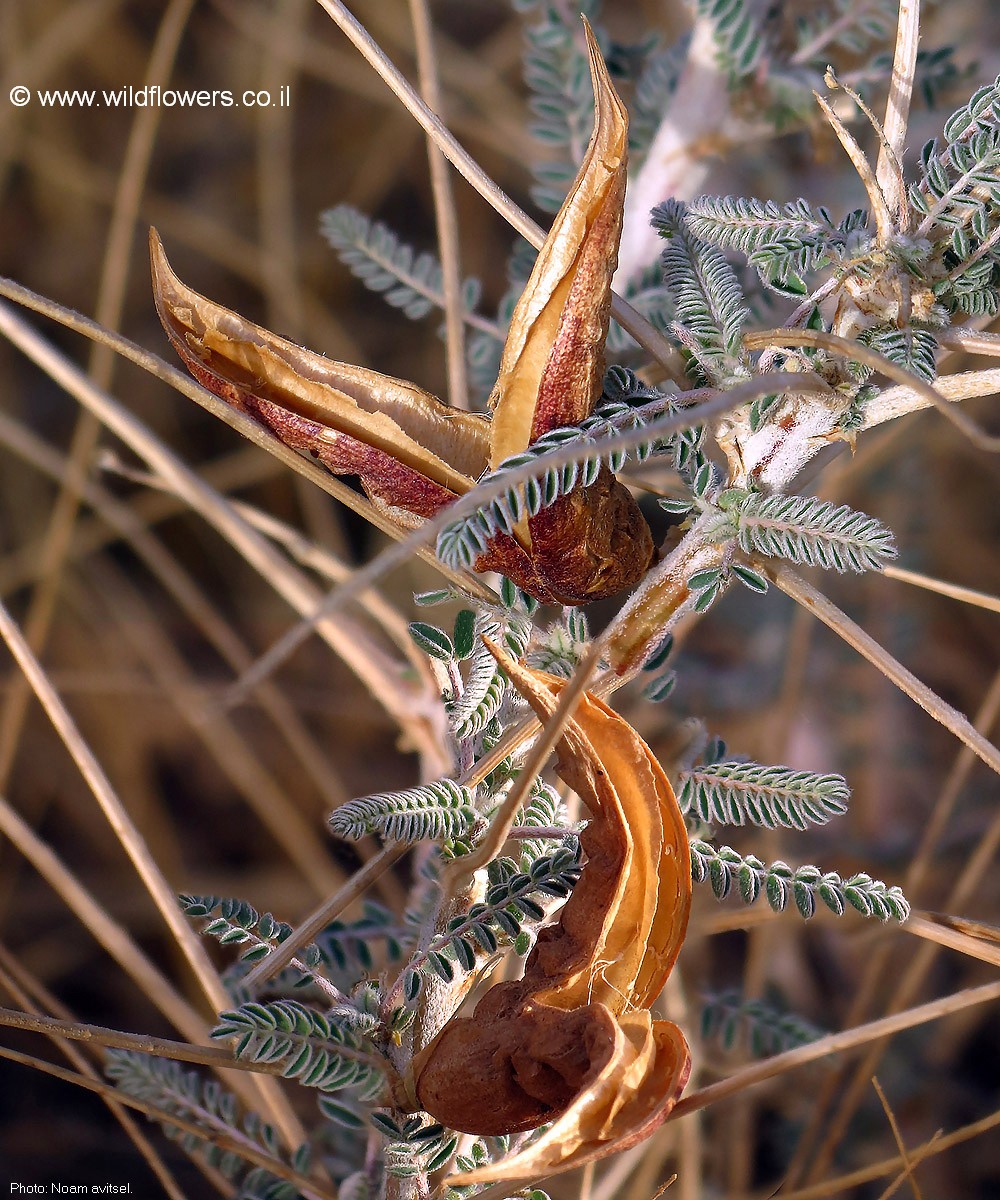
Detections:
[744, 327, 1000, 451]
[617, 19, 730, 287]
[939, 327, 1000, 357]
[863, 366, 1000, 429]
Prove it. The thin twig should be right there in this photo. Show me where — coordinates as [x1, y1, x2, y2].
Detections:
[872, 1077, 923, 1200]
[669, 980, 1000, 1119]
[88, 558, 344, 896]
[784, 668, 1000, 1186]
[96, 448, 434, 683]
[407, 0, 468, 409]
[309, 0, 681, 370]
[806, 792, 1000, 1182]
[240, 843, 410, 990]
[0, 1005, 286, 1075]
[776, 1109, 999, 1199]
[744, 327, 1000, 452]
[256, 0, 308, 340]
[902, 912, 1000, 969]
[0, 1044, 334, 1200]
[768, 564, 1000, 777]
[882, 564, 1000, 615]
[813, 91, 894, 244]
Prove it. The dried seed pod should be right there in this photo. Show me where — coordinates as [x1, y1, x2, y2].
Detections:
[488, 20, 654, 601]
[149, 21, 654, 606]
[150, 230, 556, 600]
[415, 649, 691, 1183]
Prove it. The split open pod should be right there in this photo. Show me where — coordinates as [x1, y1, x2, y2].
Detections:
[150, 21, 653, 606]
[415, 647, 691, 1183]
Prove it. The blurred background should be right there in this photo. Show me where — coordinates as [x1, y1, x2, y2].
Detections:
[0, 0, 998, 1195]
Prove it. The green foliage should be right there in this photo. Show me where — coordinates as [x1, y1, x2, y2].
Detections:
[213, 999, 386, 1099]
[640, 630, 677, 701]
[680, 759, 851, 830]
[507, 779, 568, 865]
[642, 669, 677, 702]
[320, 204, 482, 322]
[499, 574, 542, 616]
[909, 77, 1000, 315]
[438, 1135, 514, 1198]
[691, 0, 954, 132]
[408, 620, 455, 662]
[527, 607, 590, 676]
[318, 902, 408, 973]
[465, 297, 508, 402]
[180, 894, 319, 974]
[629, 43, 686, 162]
[685, 195, 868, 295]
[687, 566, 726, 614]
[520, 0, 602, 212]
[106, 1050, 310, 1188]
[861, 325, 940, 383]
[329, 778, 478, 844]
[370, 1114, 460, 1178]
[237, 1166, 310, 1200]
[694, 0, 766, 84]
[690, 839, 911, 920]
[653, 199, 751, 385]
[449, 613, 531, 739]
[723, 490, 897, 573]
[182, 895, 407, 993]
[792, 0, 898, 63]
[402, 845, 581, 1000]
[701, 989, 824, 1056]
[406, 607, 533, 743]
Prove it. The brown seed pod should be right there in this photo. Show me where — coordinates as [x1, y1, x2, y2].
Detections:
[149, 21, 653, 605]
[414, 648, 691, 1184]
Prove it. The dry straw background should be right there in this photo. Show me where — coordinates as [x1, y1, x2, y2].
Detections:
[0, 0, 998, 1196]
